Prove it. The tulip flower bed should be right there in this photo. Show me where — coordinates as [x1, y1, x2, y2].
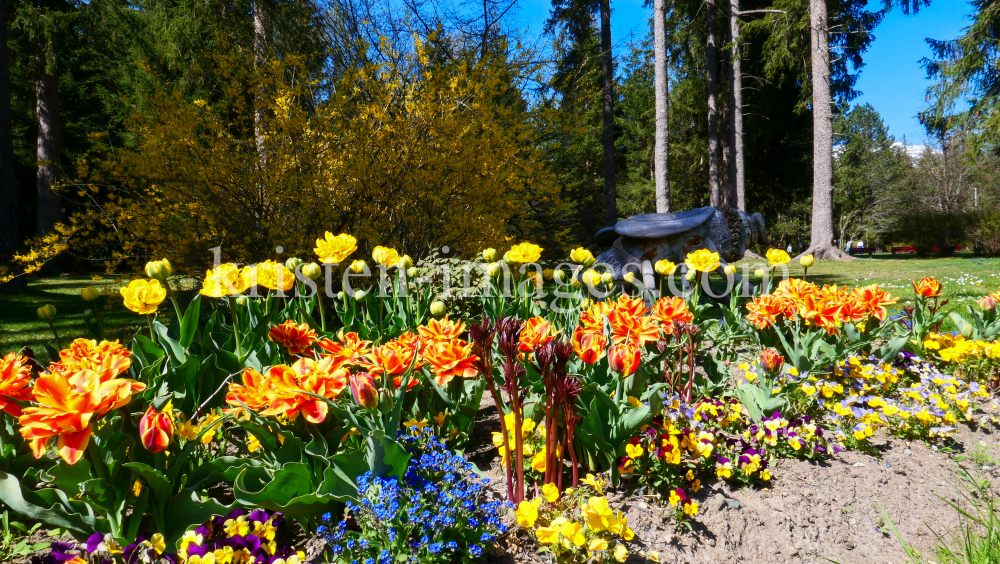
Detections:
[0, 235, 998, 564]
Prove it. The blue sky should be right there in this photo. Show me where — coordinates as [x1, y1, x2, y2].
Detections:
[512, 0, 973, 144]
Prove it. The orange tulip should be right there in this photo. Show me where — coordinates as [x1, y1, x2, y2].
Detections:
[349, 372, 379, 409]
[50, 338, 131, 380]
[579, 301, 614, 330]
[851, 284, 897, 321]
[744, 295, 793, 329]
[608, 309, 660, 347]
[225, 367, 271, 415]
[773, 278, 820, 301]
[366, 336, 421, 376]
[139, 404, 175, 453]
[0, 353, 34, 417]
[608, 343, 641, 377]
[518, 317, 558, 353]
[572, 326, 607, 364]
[423, 340, 479, 385]
[759, 349, 784, 374]
[316, 331, 371, 369]
[613, 294, 649, 317]
[261, 357, 348, 423]
[912, 277, 942, 298]
[417, 316, 467, 344]
[19, 368, 145, 465]
[651, 297, 694, 332]
[268, 320, 318, 356]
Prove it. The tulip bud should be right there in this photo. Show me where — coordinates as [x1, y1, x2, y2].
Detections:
[36, 304, 57, 321]
[145, 260, 169, 281]
[543, 268, 554, 280]
[81, 287, 100, 302]
[235, 296, 249, 306]
[407, 267, 419, 279]
[353, 290, 367, 300]
[624, 272, 636, 284]
[350, 260, 367, 274]
[685, 270, 697, 282]
[430, 300, 447, 317]
[961, 324, 974, 338]
[799, 254, 815, 268]
[84, 308, 96, 318]
[583, 256, 597, 268]
[760, 349, 784, 374]
[399, 255, 414, 269]
[139, 404, 175, 453]
[482, 248, 498, 262]
[553, 269, 566, 283]
[162, 259, 173, 276]
[600, 272, 613, 285]
[723, 264, 736, 277]
[285, 257, 304, 272]
[978, 295, 996, 312]
[487, 262, 502, 278]
[301, 262, 322, 280]
[350, 373, 379, 409]
[754, 268, 765, 279]
[336, 291, 346, 300]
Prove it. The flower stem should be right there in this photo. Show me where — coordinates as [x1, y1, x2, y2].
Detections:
[146, 315, 155, 341]
[46, 320, 61, 349]
[229, 297, 244, 360]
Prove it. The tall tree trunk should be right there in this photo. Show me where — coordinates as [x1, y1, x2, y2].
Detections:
[653, 0, 670, 213]
[35, 1, 61, 237]
[729, 0, 745, 210]
[706, 0, 722, 208]
[253, 0, 269, 164]
[802, 0, 848, 259]
[599, 0, 617, 227]
[0, 0, 18, 262]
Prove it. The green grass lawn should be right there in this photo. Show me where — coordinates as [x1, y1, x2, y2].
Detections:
[738, 251, 1000, 310]
[2, 253, 998, 357]
[0, 274, 146, 357]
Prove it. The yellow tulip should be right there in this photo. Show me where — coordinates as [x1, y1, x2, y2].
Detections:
[372, 246, 400, 267]
[80, 287, 100, 302]
[121, 279, 167, 314]
[505, 242, 543, 263]
[654, 259, 676, 275]
[36, 304, 57, 321]
[350, 260, 367, 274]
[684, 249, 721, 272]
[314, 232, 357, 264]
[430, 300, 447, 317]
[600, 272, 613, 285]
[144, 258, 173, 281]
[200, 263, 251, 298]
[766, 248, 791, 266]
[482, 248, 499, 262]
[569, 247, 595, 266]
[723, 264, 736, 276]
[799, 254, 815, 268]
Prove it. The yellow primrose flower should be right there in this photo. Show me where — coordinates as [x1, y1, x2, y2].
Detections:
[583, 496, 613, 531]
[614, 544, 628, 562]
[433, 412, 447, 426]
[683, 500, 699, 516]
[684, 249, 721, 272]
[587, 537, 609, 556]
[224, 515, 249, 537]
[516, 499, 540, 527]
[315, 232, 357, 264]
[535, 523, 560, 545]
[646, 550, 661, 563]
[765, 248, 791, 266]
[531, 451, 546, 473]
[560, 521, 586, 546]
[121, 279, 167, 314]
[625, 443, 644, 458]
[542, 482, 560, 503]
[581, 473, 604, 495]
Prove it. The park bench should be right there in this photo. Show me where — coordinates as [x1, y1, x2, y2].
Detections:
[890, 245, 962, 254]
